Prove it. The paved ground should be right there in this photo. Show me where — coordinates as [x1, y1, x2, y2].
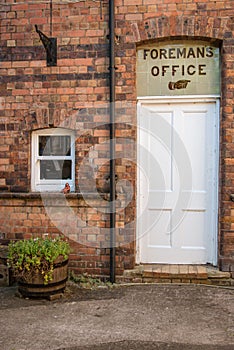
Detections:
[0, 283, 233, 350]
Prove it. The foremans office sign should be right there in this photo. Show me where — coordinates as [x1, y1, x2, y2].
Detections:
[137, 41, 220, 96]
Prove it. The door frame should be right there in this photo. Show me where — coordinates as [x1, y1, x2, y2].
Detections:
[136, 95, 220, 265]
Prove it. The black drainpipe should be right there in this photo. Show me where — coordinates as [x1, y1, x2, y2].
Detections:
[109, 0, 116, 283]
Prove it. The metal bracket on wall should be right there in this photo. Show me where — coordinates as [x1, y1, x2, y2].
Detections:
[35, 25, 57, 67]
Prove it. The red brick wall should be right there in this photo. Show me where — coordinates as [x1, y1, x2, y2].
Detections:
[0, 0, 233, 274]
[0, 193, 135, 277]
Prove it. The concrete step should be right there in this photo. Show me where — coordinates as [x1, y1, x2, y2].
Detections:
[118, 264, 234, 287]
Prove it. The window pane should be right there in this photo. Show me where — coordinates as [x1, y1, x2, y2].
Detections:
[40, 160, 72, 180]
[39, 136, 71, 156]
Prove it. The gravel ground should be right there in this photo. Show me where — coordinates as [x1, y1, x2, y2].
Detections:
[0, 283, 233, 350]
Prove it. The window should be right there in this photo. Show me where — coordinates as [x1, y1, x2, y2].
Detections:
[31, 128, 75, 192]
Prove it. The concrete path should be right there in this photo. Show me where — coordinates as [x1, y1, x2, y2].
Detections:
[0, 283, 233, 350]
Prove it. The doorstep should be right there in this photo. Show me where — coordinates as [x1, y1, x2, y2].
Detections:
[118, 264, 234, 287]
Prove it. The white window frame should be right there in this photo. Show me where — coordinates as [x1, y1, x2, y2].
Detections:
[31, 128, 75, 192]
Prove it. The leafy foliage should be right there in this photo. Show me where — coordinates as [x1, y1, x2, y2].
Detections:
[69, 272, 112, 290]
[7, 237, 70, 284]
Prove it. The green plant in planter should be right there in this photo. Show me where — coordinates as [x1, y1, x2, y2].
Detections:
[7, 237, 70, 285]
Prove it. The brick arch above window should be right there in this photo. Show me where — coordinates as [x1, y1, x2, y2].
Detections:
[27, 108, 79, 132]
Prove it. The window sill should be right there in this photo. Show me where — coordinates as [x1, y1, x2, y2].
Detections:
[0, 192, 110, 200]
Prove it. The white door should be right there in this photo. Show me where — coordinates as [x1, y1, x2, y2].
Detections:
[138, 98, 219, 264]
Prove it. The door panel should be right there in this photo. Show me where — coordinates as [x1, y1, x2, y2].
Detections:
[138, 99, 218, 264]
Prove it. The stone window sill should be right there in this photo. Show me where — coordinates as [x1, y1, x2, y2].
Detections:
[0, 192, 108, 200]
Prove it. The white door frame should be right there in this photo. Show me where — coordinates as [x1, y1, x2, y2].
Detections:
[136, 95, 220, 265]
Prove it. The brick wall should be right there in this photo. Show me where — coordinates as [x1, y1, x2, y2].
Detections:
[0, 192, 135, 276]
[0, 0, 233, 275]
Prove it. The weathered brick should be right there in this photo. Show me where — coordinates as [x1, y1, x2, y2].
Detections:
[0, 0, 233, 279]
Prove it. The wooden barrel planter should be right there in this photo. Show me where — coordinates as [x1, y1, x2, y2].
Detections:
[0, 243, 10, 287]
[18, 259, 68, 299]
